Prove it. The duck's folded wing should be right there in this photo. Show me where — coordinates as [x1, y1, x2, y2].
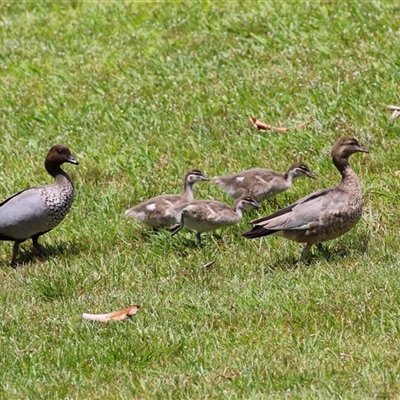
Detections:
[249, 188, 344, 231]
[185, 202, 221, 222]
[0, 188, 49, 239]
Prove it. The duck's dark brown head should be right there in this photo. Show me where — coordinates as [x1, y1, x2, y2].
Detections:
[45, 145, 79, 176]
[331, 137, 368, 174]
[331, 137, 368, 159]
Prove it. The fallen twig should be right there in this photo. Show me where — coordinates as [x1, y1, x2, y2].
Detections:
[82, 305, 140, 322]
[297, 119, 312, 128]
[216, 373, 240, 381]
[249, 116, 311, 132]
[249, 116, 288, 132]
[17, 348, 36, 354]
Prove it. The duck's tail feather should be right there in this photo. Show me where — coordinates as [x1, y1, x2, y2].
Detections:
[242, 226, 275, 239]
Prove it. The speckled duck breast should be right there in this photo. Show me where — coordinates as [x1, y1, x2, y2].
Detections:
[40, 173, 75, 232]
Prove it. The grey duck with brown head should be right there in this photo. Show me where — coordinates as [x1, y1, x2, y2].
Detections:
[0, 145, 78, 267]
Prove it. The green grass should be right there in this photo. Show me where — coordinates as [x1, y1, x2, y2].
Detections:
[1, 1, 400, 398]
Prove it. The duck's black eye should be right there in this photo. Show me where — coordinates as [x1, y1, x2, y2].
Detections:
[57, 148, 62, 154]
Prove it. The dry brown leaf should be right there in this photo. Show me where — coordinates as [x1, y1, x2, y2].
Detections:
[17, 348, 36, 354]
[394, 171, 400, 177]
[82, 305, 140, 322]
[216, 372, 240, 381]
[249, 116, 288, 132]
[249, 116, 310, 132]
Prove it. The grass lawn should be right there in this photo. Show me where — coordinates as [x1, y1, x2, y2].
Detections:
[1, 1, 400, 398]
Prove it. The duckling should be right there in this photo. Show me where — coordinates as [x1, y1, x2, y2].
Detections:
[125, 169, 209, 229]
[213, 163, 315, 203]
[0, 145, 79, 267]
[242, 137, 368, 260]
[171, 196, 260, 244]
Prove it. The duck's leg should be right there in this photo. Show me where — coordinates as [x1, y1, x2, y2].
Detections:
[11, 241, 21, 268]
[170, 224, 183, 236]
[32, 235, 47, 257]
[196, 232, 202, 245]
[300, 243, 312, 260]
[170, 210, 186, 236]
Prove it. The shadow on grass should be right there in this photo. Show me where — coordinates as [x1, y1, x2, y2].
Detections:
[0, 241, 84, 269]
[172, 232, 227, 250]
[172, 236, 201, 254]
[138, 227, 164, 240]
[264, 233, 371, 273]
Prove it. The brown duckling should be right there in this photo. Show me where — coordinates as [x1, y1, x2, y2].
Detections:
[171, 195, 260, 244]
[125, 169, 209, 229]
[213, 163, 315, 203]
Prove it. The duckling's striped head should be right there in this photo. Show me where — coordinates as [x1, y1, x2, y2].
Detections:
[287, 163, 315, 179]
[185, 169, 210, 183]
[235, 196, 260, 211]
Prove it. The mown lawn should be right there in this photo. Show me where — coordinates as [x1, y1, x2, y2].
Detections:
[1, 1, 400, 399]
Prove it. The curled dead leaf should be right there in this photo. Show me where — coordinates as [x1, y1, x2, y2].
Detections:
[387, 105, 400, 120]
[249, 116, 311, 132]
[203, 260, 215, 269]
[82, 305, 140, 322]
